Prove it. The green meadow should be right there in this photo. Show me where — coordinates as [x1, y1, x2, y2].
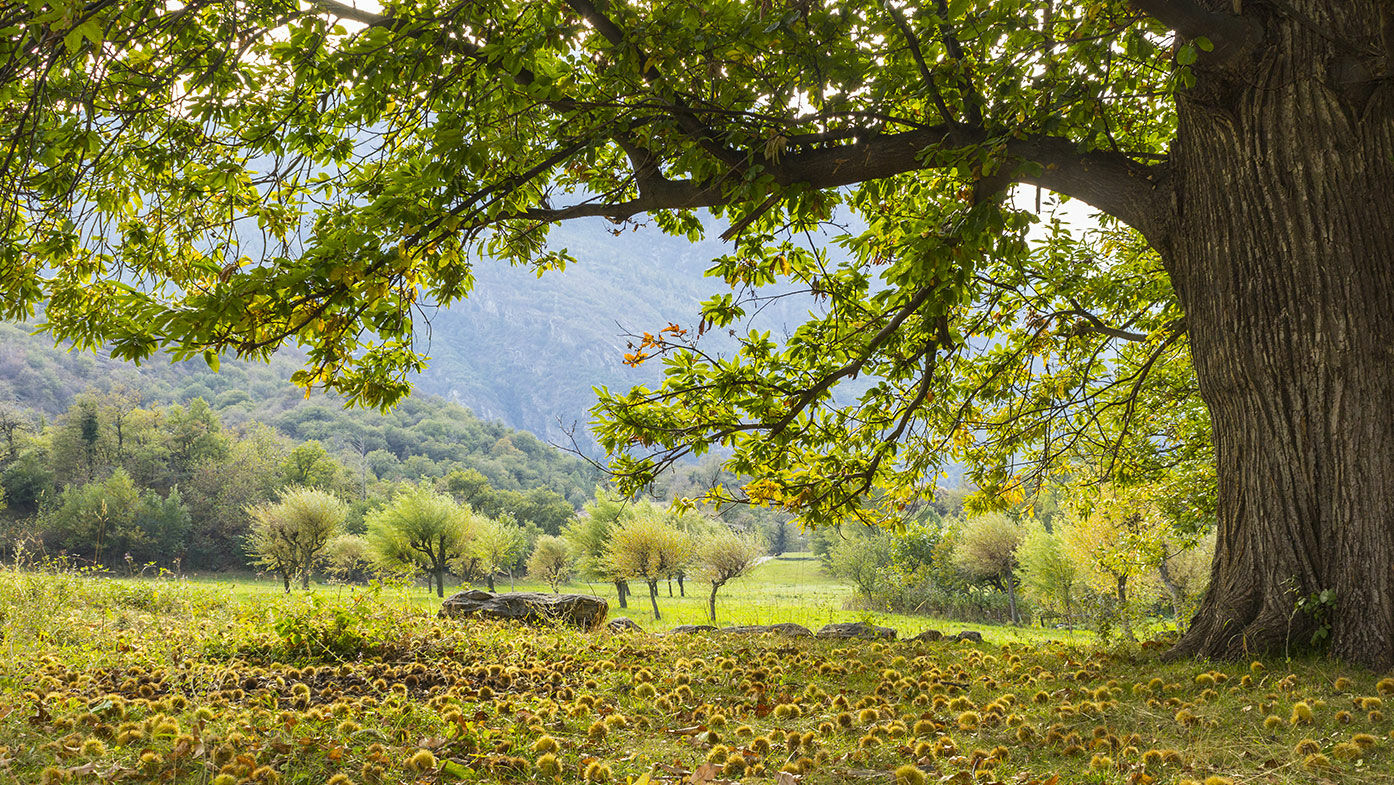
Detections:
[3, 558, 1389, 785]
[178, 554, 1081, 645]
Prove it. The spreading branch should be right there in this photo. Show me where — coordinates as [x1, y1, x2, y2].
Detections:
[314, 1, 1168, 242]
[1129, 0, 1263, 63]
[514, 127, 1169, 245]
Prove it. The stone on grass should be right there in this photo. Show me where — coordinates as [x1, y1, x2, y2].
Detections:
[954, 630, 984, 643]
[606, 617, 644, 633]
[662, 624, 719, 635]
[440, 590, 608, 630]
[910, 629, 944, 642]
[717, 623, 814, 638]
[816, 621, 897, 640]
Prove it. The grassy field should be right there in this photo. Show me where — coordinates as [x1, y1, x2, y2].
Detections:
[1, 562, 1390, 785]
[180, 554, 1081, 646]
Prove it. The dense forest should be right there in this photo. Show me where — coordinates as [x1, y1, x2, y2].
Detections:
[0, 322, 600, 573]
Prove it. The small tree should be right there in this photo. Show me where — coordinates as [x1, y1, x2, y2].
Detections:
[471, 516, 526, 591]
[564, 491, 633, 607]
[367, 484, 474, 597]
[527, 535, 573, 592]
[1060, 486, 1172, 639]
[953, 513, 1026, 625]
[605, 516, 692, 621]
[322, 534, 376, 584]
[1157, 532, 1215, 632]
[827, 532, 895, 601]
[1017, 522, 1080, 629]
[246, 486, 346, 592]
[695, 529, 764, 623]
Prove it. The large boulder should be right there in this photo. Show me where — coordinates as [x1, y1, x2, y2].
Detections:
[606, 617, 645, 634]
[440, 590, 608, 630]
[662, 624, 719, 635]
[816, 621, 897, 640]
[717, 623, 814, 638]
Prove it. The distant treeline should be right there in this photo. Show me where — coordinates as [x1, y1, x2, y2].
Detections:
[0, 322, 818, 580]
[0, 383, 596, 572]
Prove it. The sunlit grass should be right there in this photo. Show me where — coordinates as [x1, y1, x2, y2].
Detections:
[1, 564, 1389, 785]
[172, 553, 1082, 644]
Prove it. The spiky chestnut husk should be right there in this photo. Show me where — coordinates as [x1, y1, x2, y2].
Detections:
[1294, 738, 1322, 756]
[1303, 753, 1331, 770]
[407, 749, 437, 772]
[536, 753, 561, 778]
[1290, 702, 1314, 725]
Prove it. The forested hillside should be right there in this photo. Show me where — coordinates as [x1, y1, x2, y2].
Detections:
[0, 321, 603, 573]
[0, 321, 597, 499]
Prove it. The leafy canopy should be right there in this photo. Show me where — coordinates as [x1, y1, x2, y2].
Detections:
[246, 485, 347, 586]
[4, 0, 1209, 526]
[366, 484, 475, 571]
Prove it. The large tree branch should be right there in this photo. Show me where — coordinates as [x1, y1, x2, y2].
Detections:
[1130, 0, 1263, 64]
[312, 1, 1170, 241]
[514, 127, 1171, 245]
[314, 0, 380, 26]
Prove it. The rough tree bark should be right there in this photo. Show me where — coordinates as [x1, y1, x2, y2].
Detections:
[1162, 1, 1394, 669]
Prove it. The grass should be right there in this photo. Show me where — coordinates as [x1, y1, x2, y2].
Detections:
[178, 553, 1083, 646]
[2, 561, 1390, 785]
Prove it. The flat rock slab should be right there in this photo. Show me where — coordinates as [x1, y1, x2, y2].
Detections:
[716, 623, 813, 638]
[440, 590, 607, 630]
[816, 621, 897, 640]
[606, 617, 644, 633]
[662, 624, 719, 635]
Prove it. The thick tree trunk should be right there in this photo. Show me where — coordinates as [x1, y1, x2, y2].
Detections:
[1164, 3, 1394, 668]
[708, 581, 723, 623]
[615, 580, 629, 608]
[486, 573, 495, 593]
